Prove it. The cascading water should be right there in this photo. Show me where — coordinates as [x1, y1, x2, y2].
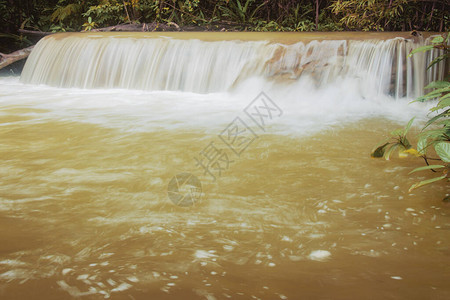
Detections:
[1, 32, 449, 299]
[21, 32, 446, 98]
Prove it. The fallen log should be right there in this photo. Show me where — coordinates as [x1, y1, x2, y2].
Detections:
[92, 22, 181, 32]
[0, 45, 34, 71]
[92, 23, 143, 32]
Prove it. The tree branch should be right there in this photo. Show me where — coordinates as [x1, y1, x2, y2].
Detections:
[18, 29, 54, 37]
[0, 45, 34, 70]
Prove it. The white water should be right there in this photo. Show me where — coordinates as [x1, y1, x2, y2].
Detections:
[0, 76, 433, 137]
[15, 33, 447, 136]
[21, 33, 446, 98]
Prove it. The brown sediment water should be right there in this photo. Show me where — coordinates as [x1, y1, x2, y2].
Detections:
[0, 32, 449, 299]
[0, 110, 448, 299]
[47, 31, 439, 43]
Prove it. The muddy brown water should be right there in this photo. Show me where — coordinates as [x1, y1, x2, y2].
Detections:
[0, 110, 448, 299]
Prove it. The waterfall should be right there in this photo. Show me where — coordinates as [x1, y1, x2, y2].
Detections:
[21, 32, 446, 99]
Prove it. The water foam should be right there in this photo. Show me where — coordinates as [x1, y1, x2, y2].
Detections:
[0, 76, 434, 136]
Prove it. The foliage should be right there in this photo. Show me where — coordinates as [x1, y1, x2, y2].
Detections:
[0, 1, 448, 52]
[217, 0, 265, 25]
[83, 1, 129, 26]
[45, 0, 97, 32]
[0, 0, 448, 36]
[82, 16, 98, 31]
[331, 0, 408, 31]
[331, 0, 448, 31]
[51, 2, 82, 23]
[371, 34, 449, 199]
[0, 33, 33, 49]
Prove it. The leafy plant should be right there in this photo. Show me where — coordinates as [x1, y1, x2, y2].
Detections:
[84, 1, 129, 26]
[330, 0, 408, 31]
[48, 0, 99, 31]
[0, 0, 447, 41]
[51, 2, 82, 23]
[82, 16, 97, 31]
[371, 34, 449, 199]
[293, 20, 316, 32]
[252, 20, 285, 32]
[0, 33, 33, 49]
[218, 0, 266, 25]
[371, 117, 415, 160]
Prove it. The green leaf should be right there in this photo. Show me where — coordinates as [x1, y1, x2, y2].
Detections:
[409, 164, 445, 174]
[419, 129, 449, 143]
[430, 97, 450, 112]
[434, 142, 450, 162]
[425, 81, 450, 89]
[424, 109, 450, 129]
[413, 89, 444, 102]
[403, 117, 415, 135]
[400, 134, 411, 149]
[371, 143, 389, 158]
[417, 136, 429, 155]
[409, 175, 447, 192]
[408, 45, 433, 57]
[422, 89, 447, 99]
[440, 93, 450, 102]
[427, 55, 448, 70]
[384, 144, 399, 160]
[435, 119, 450, 127]
[390, 129, 403, 136]
[431, 35, 444, 43]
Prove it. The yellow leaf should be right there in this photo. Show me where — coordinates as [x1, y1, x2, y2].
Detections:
[403, 148, 421, 157]
[398, 151, 408, 158]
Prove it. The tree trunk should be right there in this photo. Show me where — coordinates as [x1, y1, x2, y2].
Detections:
[427, 1, 435, 31]
[315, 0, 320, 30]
[0, 46, 34, 71]
[439, 1, 444, 32]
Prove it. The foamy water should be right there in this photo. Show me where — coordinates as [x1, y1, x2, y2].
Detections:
[0, 76, 433, 136]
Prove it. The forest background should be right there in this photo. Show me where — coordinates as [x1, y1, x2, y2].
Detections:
[1, 0, 448, 53]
